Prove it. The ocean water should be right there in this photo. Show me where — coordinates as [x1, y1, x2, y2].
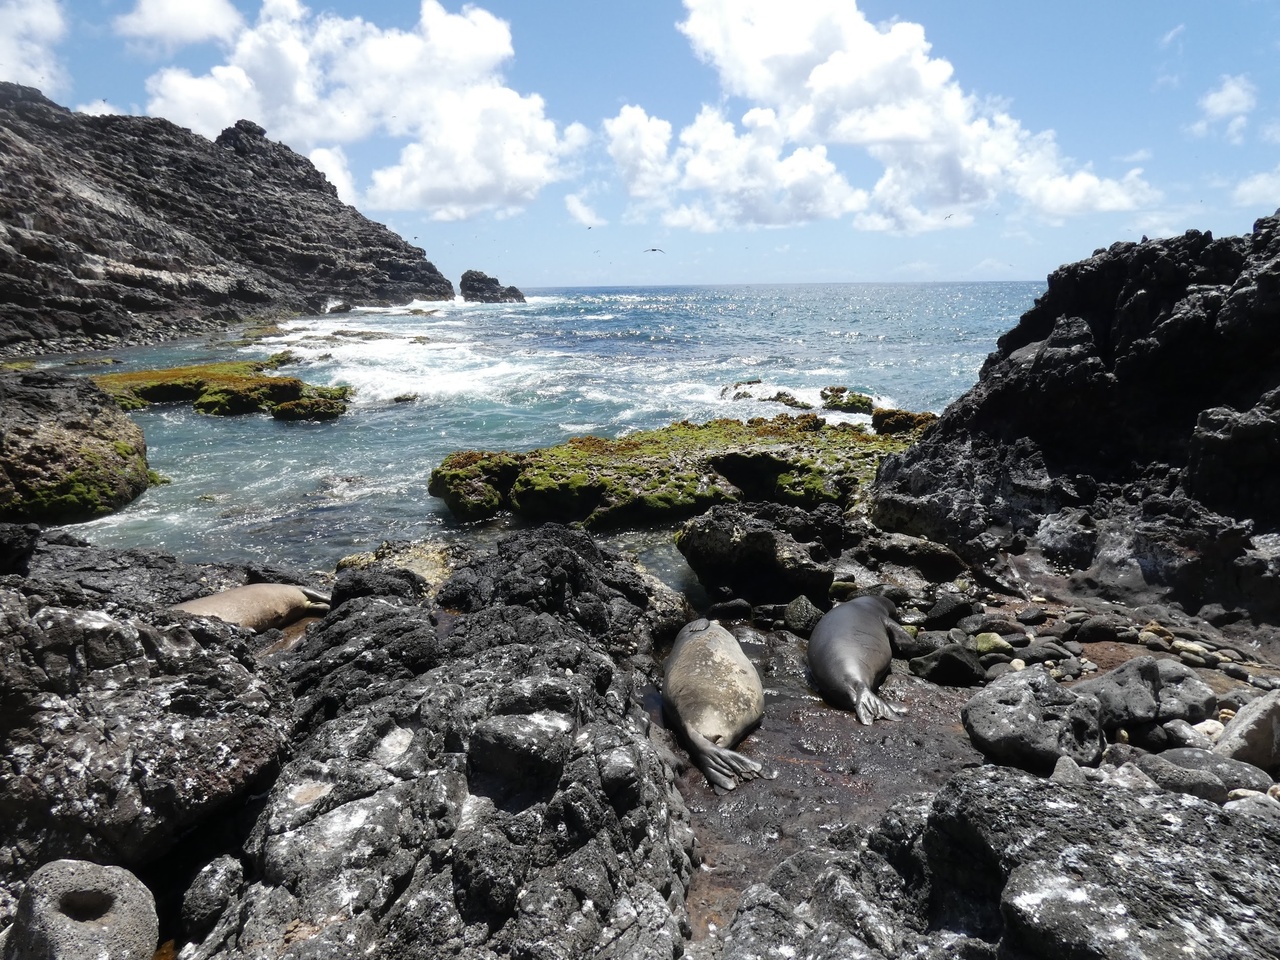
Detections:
[71, 283, 1041, 573]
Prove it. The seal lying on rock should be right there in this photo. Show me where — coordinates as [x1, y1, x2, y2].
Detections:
[663, 618, 775, 793]
[808, 595, 908, 724]
[170, 583, 330, 632]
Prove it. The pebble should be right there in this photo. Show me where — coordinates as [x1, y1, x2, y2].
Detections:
[1179, 652, 1208, 668]
[1141, 631, 1173, 652]
[1220, 662, 1250, 681]
[1064, 611, 1091, 625]
[1009, 658, 1027, 671]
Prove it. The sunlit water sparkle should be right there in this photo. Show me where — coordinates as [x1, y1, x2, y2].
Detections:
[64, 283, 1041, 573]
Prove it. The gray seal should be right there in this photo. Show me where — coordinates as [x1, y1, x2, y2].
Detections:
[171, 583, 330, 632]
[807, 595, 908, 724]
[663, 618, 776, 793]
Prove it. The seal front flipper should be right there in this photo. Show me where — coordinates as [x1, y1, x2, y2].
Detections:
[686, 728, 776, 794]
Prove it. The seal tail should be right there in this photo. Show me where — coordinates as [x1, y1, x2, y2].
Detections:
[687, 729, 777, 794]
[854, 689, 907, 726]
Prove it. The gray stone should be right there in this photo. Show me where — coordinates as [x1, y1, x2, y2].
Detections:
[1, 859, 157, 960]
[1160, 747, 1273, 794]
[961, 667, 1104, 771]
[784, 594, 824, 635]
[1214, 688, 1280, 774]
[1072, 655, 1217, 731]
[909, 644, 986, 687]
[1131, 752, 1228, 803]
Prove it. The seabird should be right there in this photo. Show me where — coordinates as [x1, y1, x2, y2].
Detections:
[644, 247, 665, 253]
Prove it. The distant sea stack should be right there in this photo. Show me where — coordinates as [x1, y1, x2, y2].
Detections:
[460, 269, 525, 303]
[0, 83, 455, 356]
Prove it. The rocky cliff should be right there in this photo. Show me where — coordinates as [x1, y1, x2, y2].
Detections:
[0, 83, 455, 356]
[872, 212, 1280, 634]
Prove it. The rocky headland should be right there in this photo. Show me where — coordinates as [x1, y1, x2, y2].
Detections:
[0, 83, 456, 357]
[3, 164, 1280, 958]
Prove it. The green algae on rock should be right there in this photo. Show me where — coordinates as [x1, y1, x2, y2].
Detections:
[92, 356, 353, 419]
[428, 413, 922, 529]
[0, 370, 152, 523]
[872, 407, 939, 434]
[821, 385, 874, 414]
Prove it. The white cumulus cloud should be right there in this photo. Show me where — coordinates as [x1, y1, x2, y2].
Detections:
[565, 192, 606, 227]
[1190, 74, 1256, 143]
[0, 0, 67, 95]
[1233, 166, 1280, 208]
[142, 0, 588, 220]
[115, 0, 244, 47]
[605, 0, 1158, 232]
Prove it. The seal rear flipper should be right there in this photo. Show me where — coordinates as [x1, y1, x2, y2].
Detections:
[687, 728, 775, 794]
[854, 688, 907, 726]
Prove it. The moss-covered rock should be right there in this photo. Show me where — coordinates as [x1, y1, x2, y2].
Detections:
[873, 407, 939, 434]
[821, 385, 874, 414]
[92, 357, 352, 418]
[429, 413, 926, 529]
[0, 371, 152, 523]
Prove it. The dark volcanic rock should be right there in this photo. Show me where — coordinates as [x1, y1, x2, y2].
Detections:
[459, 269, 525, 303]
[0, 370, 151, 522]
[719, 765, 1280, 960]
[184, 525, 696, 960]
[0, 585, 291, 920]
[676, 501, 841, 604]
[871, 213, 1280, 631]
[0, 84, 455, 355]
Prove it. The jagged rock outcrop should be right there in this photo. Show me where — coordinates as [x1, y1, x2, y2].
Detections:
[460, 269, 525, 303]
[716, 766, 1280, 960]
[872, 212, 1280, 632]
[0, 370, 150, 523]
[184, 525, 697, 960]
[0, 83, 455, 355]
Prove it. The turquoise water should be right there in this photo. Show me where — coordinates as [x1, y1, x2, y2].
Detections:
[67, 283, 1041, 571]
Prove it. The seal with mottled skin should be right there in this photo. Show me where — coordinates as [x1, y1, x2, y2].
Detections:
[807, 595, 908, 724]
[663, 618, 776, 793]
[170, 583, 330, 632]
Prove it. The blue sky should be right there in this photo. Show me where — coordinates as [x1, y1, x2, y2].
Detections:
[5, 1, 1280, 289]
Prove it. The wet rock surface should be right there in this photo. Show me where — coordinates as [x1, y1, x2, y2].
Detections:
[0, 83, 454, 357]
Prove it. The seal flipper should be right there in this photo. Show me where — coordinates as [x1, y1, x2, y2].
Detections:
[685, 728, 776, 794]
[852, 685, 907, 725]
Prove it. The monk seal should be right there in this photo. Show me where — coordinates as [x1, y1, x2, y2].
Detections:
[170, 583, 331, 632]
[663, 618, 775, 793]
[807, 595, 908, 724]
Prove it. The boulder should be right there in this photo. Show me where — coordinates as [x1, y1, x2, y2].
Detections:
[1072, 655, 1217, 732]
[459, 269, 525, 303]
[871, 213, 1280, 629]
[1213, 689, 1280, 773]
[961, 666, 1104, 771]
[0, 859, 157, 960]
[0, 588, 291, 917]
[181, 525, 697, 960]
[676, 502, 837, 604]
[717, 766, 1280, 959]
[0, 371, 150, 523]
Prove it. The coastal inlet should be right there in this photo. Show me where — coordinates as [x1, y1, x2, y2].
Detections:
[69, 282, 1040, 570]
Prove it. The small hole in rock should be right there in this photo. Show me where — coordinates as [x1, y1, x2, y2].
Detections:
[59, 890, 114, 922]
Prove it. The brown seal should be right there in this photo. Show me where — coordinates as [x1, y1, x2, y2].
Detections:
[170, 583, 330, 632]
[663, 618, 776, 793]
